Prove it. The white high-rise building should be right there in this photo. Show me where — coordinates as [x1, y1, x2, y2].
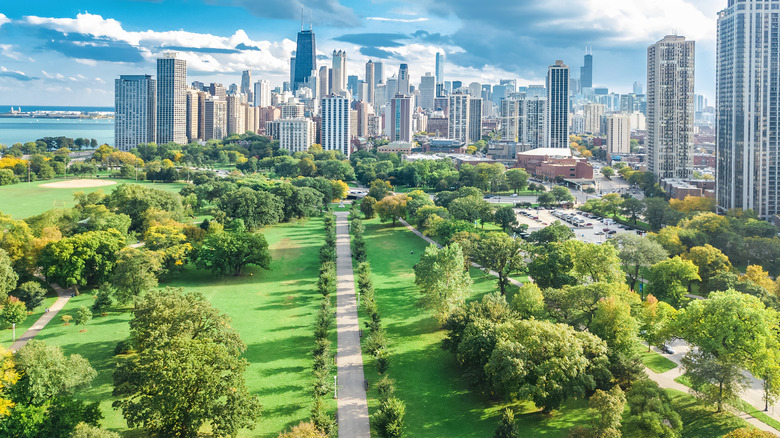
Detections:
[546, 60, 569, 148]
[365, 60, 375, 104]
[227, 94, 246, 135]
[435, 52, 445, 85]
[386, 76, 398, 102]
[277, 118, 315, 153]
[419, 73, 435, 110]
[331, 50, 347, 93]
[398, 64, 410, 95]
[253, 80, 271, 107]
[115, 75, 156, 151]
[606, 114, 631, 156]
[321, 95, 351, 156]
[717, 0, 780, 218]
[204, 98, 227, 141]
[647, 35, 695, 179]
[448, 93, 470, 143]
[583, 103, 605, 135]
[156, 53, 187, 144]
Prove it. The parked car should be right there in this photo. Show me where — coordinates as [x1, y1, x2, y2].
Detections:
[661, 345, 675, 355]
[595, 231, 605, 235]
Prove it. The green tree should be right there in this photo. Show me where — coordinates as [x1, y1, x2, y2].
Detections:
[620, 197, 646, 224]
[111, 248, 161, 304]
[645, 256, 700, 308]
[105, 184, 184, 232]
[684, 244, 733, 290]
[414, 243, 473, 324]
[551, 186, 575, 204]
[537, 192, 557, 207]
[562, 239, 625, 285]
[13, 340, 97, 405]
[14, 281, 46, 311]
[472, 232, 525, 295]
[601, 193, 623, 218]
[637, 295, 677, 351]
[590, 296, 638, 356]
[493, 408, 518, 438]
[1, 297, 27, 329]
[91, 286, 114, 315]
[368, 179, 394, 201]
[527, 221, 575, 244]
[609, 233, 668, 292]
[600, 166, 614, 179]
[361, 196, 378, 219]
[70, 422, 121, 438]
[372, 397, 405, 438]
[75, 306, 92, 330]
[39, 230, 125, 291]
[623, 379, 682, 438]
[449, 195, 492, 224]
[375, 195, 408, 227]
[216, 187, 283, 229]
[113, 288, 261, 437]
[493, 206, 519, 231]
[505, 168, 529, 194]
[195, 231, 271, 276]
[588, 386, 625, 437]
[0, 249, 18, 302]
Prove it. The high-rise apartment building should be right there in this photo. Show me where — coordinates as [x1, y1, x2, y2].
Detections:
[115, 75, 156, 151]
[717, 0, 780, 218]
[208, 83, 226, 100]
[365, 60, 375, 104]
[156, 53, 187, 144]
[435, 52, 445, 85]
[253, 80, 271, 107]
[278, 118, 315, 153]
[386, 94, 413, 142]
[647, 35, 695, 179]
[546, 60, 570, 148]
[419, 72, 435, 110]
[318, 66, 330, 100]
[633, 81, 643, 95]
[204, 98, 227, 141]
[521, 96, 547, 149]
[226, 94, 246, 135]
[321, 95, 351, 156]
[583, 103, 605, 135]
[580, 50, 593, 89]
[185, 89, 199, 143]
[398, 64, 410, 95]
[606, 114, 631, 156]
[500, 98, 520, 142]
[449, 93, 470, 144]
[469, 97, 483, 144]
[331, 50, 347, 94]
[386, 76, 398, 102]
[293, 27, 316, 91]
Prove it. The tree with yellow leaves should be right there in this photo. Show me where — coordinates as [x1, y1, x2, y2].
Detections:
[0, 347, 17, 417]
[669, 195, 716, 214]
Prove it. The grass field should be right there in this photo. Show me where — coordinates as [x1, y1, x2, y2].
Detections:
[30, 218, 328, 437]
[0, 293, 59, 350]
[635, 343, 678, 374]
[0, 179, 187, 219]
[359, 218, 587, 436]
[664, 389, 751, 437]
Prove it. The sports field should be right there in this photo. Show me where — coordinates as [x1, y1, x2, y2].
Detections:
[31, 218, 328, 436]
[0, 179, 187, 219]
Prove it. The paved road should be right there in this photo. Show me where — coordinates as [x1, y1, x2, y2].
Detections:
[10, 282, 73, 352]
[334, 212, 371, 438]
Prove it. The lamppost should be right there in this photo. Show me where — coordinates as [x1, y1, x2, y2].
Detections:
[334, 376, 338, 399]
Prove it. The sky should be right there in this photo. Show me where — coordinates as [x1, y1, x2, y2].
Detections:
[0, 0, 722, 107]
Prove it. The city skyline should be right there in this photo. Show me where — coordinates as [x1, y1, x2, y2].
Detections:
[0, 1, 722, 106]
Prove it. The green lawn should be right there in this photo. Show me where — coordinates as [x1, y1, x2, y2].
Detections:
[0, 179, 187, 219]
[0, 293, 59, 350]
[359, 219, 591, 436]
[635, 343, 678, 374]
[30, 218, 329, 437]
[663, 389, 751, 437]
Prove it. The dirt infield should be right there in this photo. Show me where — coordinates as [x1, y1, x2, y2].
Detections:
[39, 179, 118, 189]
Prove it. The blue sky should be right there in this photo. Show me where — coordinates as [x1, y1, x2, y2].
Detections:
[0, 0, 721, 106]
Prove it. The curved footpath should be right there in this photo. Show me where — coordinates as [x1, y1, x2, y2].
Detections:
[334, 212, 371, 437]
[10, 282, 74, 352]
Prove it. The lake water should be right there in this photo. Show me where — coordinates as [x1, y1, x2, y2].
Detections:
[0, 117, 115, 147]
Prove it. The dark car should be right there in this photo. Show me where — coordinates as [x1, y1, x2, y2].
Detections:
[661, 345, 675, 355]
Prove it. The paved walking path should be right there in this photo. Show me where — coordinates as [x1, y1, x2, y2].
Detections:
[10, 282, 74, 351]
[399, 218, 525, 288]
[334, 212, 371, 437]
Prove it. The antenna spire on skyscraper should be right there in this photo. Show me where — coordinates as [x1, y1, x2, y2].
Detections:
[301, 6, 304, 31]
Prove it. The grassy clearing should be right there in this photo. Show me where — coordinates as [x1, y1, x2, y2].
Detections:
[635, 343, 678, 374]
[662, 389, 751, 437]
[30, 218, 328, 437]
[0, 179, 187, 219]
[0, 292, 59, 350]
[359, 218, 590, 436]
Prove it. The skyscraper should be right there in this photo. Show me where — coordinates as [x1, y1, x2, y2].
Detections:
[419, 73, 435, 110]
[583, 103, 605, 135]
[435, 52, 445, 85]
[321, 95, 351, 156]
[374, 62, 384, 86]
[115, 75, 156, 151]
[254, 80, 271, 107]
[347, 75, 359, 96]
[580, 50, 593, 89]
[606, 114, 631, 156]
[293, 26, 316, 91]
[365, 60, 375, 104]
[468, 97, 483, 144]
[717, 0, 780, 218]
[633, 81, 643, 95]
[398, 64, 410, 95]
[546, 60, 570, 148]
[318, 66, 330, 100]
[156, 53, 187, 144]
[647, 35, 695, 180]
[331, 50, 347, 94]
[448, 93, 469, 143]
[204, 98, 227, 141]
[241, 70, 252, 101]
[386, 76, 398, 102]
[386, 94, 413, 142]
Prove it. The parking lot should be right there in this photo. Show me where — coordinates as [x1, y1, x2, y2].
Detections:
[515, 207, 644, 244]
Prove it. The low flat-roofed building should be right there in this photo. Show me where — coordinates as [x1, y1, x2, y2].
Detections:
[515, 147, 593, 179]
[378, 141, 414, 154]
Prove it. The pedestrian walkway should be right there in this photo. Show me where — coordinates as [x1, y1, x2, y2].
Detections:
[399, 218, 525, 288]
[334, 212, 371, 437]
[10, 282, 74, 351]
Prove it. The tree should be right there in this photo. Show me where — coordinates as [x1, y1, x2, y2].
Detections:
[75, 306, 92, 331]
[527, 221, 574, 244]
[645, 256, 700, 308]
[562, 239, 625, 285]
[620, 198, 646, 224]
[14, 340, 97, 405]
[601, 193, 623, 218]
[414, 243, 473, 324]
[449, 195, 492, 224]
[537, 192, 556, 207]
[111, 248, 161, 304]
[684, 244, 733, 290]
[623, 379, 682, 438]
[368, 179, 394, 201]
[723, 429, 777, 438]
[361, 196, 378, 219]
[609, 233, 668, 292]
[277, 421, 327, 438]
[637, 295, 677, 351]
[505, 168, 529, 194]
[92, 286, 114, 315]
[1, 297, 26, 329]
[493, 408, 518, 438]
[195, 231, 271, 276]
[70, 422, 121, 438]
[14, 281, 46, 311]
[375, 195, 408, 227]
[493, 206, 519, 231]
[590, 296, 638, 356]
[0, 249, 18, 302]
[216, 187, 283, 229]
[551, 186, 574, 204]
[588, 386, 625, 437]
[372, 397, 405, 438]
[681, 350, 748, 412]
[113, 288, 261, 437]
[600, 166, 614, 179]
[39, 230, 125, 291]
[472, 232, 525, 295]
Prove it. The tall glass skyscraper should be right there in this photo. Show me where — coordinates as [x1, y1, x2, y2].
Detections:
[717, 0, 780, 218]
[546, 60, 570, 148]
[293, 28, 316, 92]
[156, 53, 187, 145]
[435, 52, 445, 85]
[580, 50, 593, 89]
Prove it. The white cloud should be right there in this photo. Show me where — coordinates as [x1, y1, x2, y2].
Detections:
[41, 70, 65, 80]
[0, 14, 10, 28]
[367, 17, 429, 23]
[0, 44, 21, 60]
